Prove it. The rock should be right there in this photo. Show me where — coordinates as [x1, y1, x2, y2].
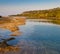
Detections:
[0, 17, 26, 32]
[10, 31, 22, 36]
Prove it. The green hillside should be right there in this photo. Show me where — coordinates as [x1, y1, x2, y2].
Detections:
[17, 7, 60, 20]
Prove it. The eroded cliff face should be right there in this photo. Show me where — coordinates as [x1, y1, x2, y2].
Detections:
[0, 17, 26, 36]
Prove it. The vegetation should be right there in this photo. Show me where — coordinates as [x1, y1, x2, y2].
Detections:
[1, 7, 60, 24]
[12, 7, 60, 24]
[16, 7, 60, 20]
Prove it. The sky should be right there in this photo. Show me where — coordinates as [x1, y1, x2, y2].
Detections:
[0, 0, 60, 16]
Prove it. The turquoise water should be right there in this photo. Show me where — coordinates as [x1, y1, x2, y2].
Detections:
[0, 22, 60, 54]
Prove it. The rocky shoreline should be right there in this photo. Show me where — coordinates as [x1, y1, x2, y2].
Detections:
[0, 17, 26, 36]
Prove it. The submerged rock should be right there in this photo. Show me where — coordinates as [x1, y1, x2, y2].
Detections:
[10, 31, 22, 36]
[0, 37, 15, 48]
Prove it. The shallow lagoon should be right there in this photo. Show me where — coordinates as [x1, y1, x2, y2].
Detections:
[0, 21, 60, 54]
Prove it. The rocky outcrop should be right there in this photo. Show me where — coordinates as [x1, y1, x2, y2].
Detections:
[0, 17, 26, 36]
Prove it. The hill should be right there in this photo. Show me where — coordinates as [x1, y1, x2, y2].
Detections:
[16, 7, 60, 20]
